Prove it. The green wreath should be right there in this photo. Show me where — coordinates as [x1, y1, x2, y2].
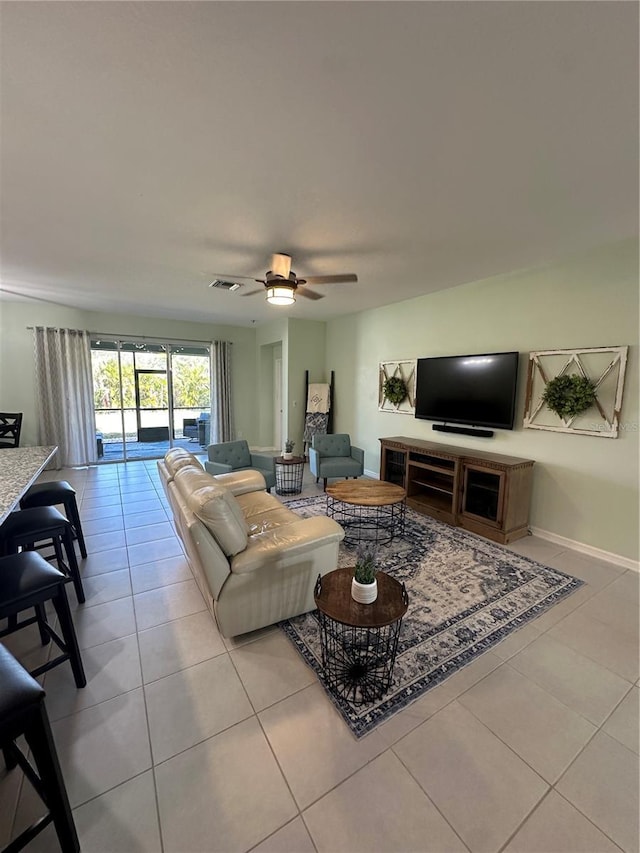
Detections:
[383, 376, 408, 406]
[542, 374, 597, 419]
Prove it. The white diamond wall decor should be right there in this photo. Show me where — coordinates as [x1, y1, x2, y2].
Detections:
[524, 346, 628, 437]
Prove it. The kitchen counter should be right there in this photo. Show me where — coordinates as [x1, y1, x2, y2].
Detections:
[0, 445, 58, 525]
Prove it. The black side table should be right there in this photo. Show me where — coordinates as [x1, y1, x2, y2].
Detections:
[275, 455, 305, 495]
[314, 567, 409, 705]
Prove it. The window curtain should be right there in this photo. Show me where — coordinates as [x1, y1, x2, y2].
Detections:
[211, 340, 234, 443]
[33, 327, 97, 467]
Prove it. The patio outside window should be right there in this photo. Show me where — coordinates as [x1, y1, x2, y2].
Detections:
[91, 338, 211, 462]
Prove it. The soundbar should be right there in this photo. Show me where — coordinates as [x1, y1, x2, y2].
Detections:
[433, 424, 494, 438]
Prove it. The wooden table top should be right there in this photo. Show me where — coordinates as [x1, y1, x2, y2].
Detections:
[315, 567, 408, 628]
[275, 456, 305, 465]
[326, 479, 406, 507]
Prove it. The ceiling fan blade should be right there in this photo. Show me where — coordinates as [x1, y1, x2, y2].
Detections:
[208, 274, 261, 284]
[303, 274, 358, 285]
[297, 287, 324, 300]
[240, 287, 267, 297]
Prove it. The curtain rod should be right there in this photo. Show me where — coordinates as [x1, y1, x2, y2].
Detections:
[25, 327, 230, 346]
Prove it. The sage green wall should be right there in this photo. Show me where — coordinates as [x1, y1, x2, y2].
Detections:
[287, 319, 327, 454]
[326, 239, 639, 561]
[0, 301, 258, 446]
[253, 318, 325, 451]
[256, 319, 288, 448]
[255, 342, 282, 448]
[0, 301, 87, 447]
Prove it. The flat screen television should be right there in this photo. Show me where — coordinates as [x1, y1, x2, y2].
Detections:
[415, 352, 519, 430]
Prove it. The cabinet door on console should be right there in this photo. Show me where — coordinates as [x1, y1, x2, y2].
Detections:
[381, 447, 407, 488]
[460, 464, 506, 528]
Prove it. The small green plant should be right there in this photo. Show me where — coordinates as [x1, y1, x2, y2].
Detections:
[284, 438, 295, 453]
[542, 374, 597, 420]
[383, 376, 407, 406]
[354, 544, 377, 585]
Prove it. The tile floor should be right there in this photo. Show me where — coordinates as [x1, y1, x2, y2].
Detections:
[1, 460, 638, 853]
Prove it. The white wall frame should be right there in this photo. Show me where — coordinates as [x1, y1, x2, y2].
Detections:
[524, 346, 629, 438]
[378, 360, 417, 415]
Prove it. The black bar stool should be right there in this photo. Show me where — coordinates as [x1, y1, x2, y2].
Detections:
[0, 551, 86, 687]
[0, 643, 80, 853]
[20, 481, 87, 559]
[0, 507, 85, 604]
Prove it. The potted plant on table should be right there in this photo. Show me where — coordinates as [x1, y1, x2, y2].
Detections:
[351, 544, 378, 604]
[283, 439, 295, 460]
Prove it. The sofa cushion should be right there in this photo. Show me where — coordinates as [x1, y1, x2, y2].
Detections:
[315, 457, 363, 478]
[236, 491, 299, 534]
[236, 491, 291, 519]
[175, 467, 248, 557]
[173, 464, 210, 495]
[165, 448, 201, 476]
[213, 470, 267, 496]
[230, 516, 345, 574]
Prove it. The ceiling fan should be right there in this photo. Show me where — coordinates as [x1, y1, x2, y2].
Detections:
[208, 253, 357, 305]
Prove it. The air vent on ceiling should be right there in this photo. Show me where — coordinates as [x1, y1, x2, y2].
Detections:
[209, 280, 242, 291]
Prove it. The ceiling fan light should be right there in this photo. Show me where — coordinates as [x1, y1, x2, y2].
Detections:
[266, 284, 296, 306]
[271, 253, 292, 280]
[267, 284, 296, 305]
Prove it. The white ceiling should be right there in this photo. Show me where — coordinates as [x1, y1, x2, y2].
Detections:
[0, 2, 637, 327]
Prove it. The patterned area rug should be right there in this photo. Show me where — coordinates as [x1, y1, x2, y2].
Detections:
[281, 496, 583, 738]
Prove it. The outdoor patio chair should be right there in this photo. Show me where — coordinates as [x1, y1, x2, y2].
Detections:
[183, 418, 199, 441]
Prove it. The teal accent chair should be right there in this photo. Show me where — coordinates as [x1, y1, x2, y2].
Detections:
[309, 433, 364, 491]
[204, 440, 276, 492]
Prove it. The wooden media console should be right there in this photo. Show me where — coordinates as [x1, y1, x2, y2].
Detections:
[379, 436, 534, 544]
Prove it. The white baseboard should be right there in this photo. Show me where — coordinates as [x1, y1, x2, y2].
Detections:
[530, 527, 639, 573]
[365, 468, 638, 572]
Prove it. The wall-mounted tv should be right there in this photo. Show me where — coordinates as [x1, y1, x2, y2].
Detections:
[415, 352, 519, 430]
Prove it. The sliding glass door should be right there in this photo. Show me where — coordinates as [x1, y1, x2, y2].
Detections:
[170, 348, 212, 448]
[91, 341, 126, 462]
[91, 338, 211, 462]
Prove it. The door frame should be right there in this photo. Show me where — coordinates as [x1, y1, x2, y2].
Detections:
[274, 357, 283, 451]
[134, 367, 170, 442]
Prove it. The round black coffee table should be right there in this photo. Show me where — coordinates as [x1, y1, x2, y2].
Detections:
[314, 567, 409, 705]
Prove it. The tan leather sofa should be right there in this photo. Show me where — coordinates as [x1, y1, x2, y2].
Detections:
[158, 448, 344, 637]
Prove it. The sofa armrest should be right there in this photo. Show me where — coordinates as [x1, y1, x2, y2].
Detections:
[230, 517, 345, 574]
[350, 446, 365, 465]
[204, 460, 233, 476]
[249, 452, 276, 471]
[212, 469, 267, 496]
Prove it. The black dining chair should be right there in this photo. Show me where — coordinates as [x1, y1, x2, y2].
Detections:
[0, 412, 23, 448]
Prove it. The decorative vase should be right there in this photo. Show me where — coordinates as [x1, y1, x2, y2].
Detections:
[283, 452, 293, 460]
[351, 577, 378, 604]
